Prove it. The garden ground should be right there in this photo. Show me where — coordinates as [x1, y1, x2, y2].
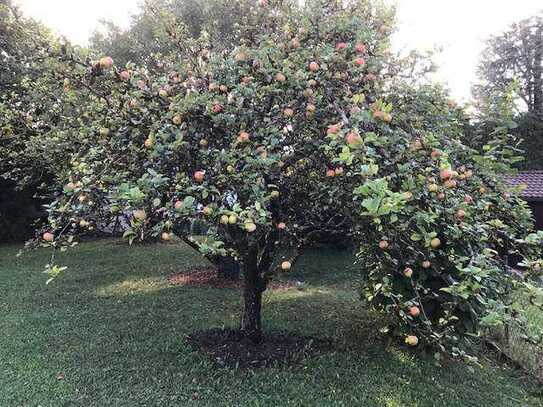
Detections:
[1, 239, 542, 406]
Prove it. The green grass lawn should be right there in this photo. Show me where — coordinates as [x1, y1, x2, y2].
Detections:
[1, 239, 542, 407]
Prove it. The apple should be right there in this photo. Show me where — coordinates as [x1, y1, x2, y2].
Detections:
[137, 80, 146, 90]
[309, 61, 320, 72]
[235, 51, 247, 62]
[212, 103, 223, 113]
[430, 238, 441, 249]
[270, 190, 280, 199]
[464, 195, 473, 204]
[306, 103, 316, 114]
[99, 56, 113, 69]
[365, 73, 377, 81]
[194, 170, 205, 183]
[336, 42, 347, 50]
[465, 169, 473, 178]
[228, 214, 238, 224]
[308, 79, 317, 87]
[227, 165, 235, 173]
[428, 183, 439, 193]
[405, 335, 419, 346]
[326, 169, 336, 177]
[65, 182, 77, 191]
[174, 201, 183, 210]
[79, 219, 89, 228]
[199, 139, 208, 147]
[283, 108, 294, 117]
[456, 209, 466, 219]
[409, 306, 421, 317]
[346, 132, 362, 146]
[437, 192, 446, 200]
[161, 232, 171, 241]
[43, 232, 54, 242]
[403, 191, 413, 200]
[277, 222, 286, 230]
[258, 0, 267, 7]
[355, 42, 366, 53]
[281, 261, 291, 271]
[379, 240, 389, 249]
[144, 137, 154, 148]
[431, 150, 441, 159]
[327, 124, 340, 135]
[133, 209, 146, 221]
[119, 70, 130, 81]
[440, 169, 454, 181]
[172, 114, 183, 125]
[245, 222, 257, 232]
[202, 206, 213, 216]
[334, 167, 344, 176]
[219, 85, 228, 93]
[220, 215, 229, 225]
[237, 131, 250, 143]
[354, 57, 366, 67]
[444, 180, 457, 189]
[159, 88, 169, 98]
[382, 112, 392, 123]
[99, 127, 110, 137]
[403, 267, 413, 278]
[422, 260, 431, 269]
[208, 83, 218, 91]
[275, 72, 286, 82]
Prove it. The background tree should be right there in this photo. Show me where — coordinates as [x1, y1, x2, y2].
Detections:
[473, 13, 543, 170]
[0, 0, 56, 241]
[474, 13, 543, 116]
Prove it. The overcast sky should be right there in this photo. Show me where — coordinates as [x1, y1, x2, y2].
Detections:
[16, 0, 543, 103]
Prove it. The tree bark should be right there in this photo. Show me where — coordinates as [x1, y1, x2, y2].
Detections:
[240, 247, 264, 343]
[533, 24, 543, 116]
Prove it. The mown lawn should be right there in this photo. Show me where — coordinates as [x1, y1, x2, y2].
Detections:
[1, 239, 541, 406]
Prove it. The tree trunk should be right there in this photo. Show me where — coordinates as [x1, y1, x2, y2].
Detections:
[216, 255, 240, 280]
[240, 248, 264, 343]
[533, 24, 543, 116]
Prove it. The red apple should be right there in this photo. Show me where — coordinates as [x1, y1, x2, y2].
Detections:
[403, 267, 413, 278]
[275, 72, 286, 82]
[309, 61, 320, 72]
[194, 170, 205, 183]
[354, 57, 366, 67]
[277, 222, 286, 230]
[379, 240, 389, 249]
[355, 42, 366, 53]
[440, 169, 454, 181]
[326, 169, 336, 177]
[346, 132, 362, 146]
[119, 70, 130, 81]
[336, 42, 347, 50]
[43, 232, 54, 242]
[99, 56, 113, 69]
[409, 306, 421, 317]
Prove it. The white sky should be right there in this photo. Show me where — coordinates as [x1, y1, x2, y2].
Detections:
[16, 0, 543, 103]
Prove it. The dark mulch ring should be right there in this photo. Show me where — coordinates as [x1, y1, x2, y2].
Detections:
[168, 267, 299, 290]
[186, 328, 333, 369]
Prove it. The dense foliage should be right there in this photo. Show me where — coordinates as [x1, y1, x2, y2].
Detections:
[3, 0, 542, 361]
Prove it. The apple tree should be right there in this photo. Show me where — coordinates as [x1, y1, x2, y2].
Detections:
[30, 0, 543, 358]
